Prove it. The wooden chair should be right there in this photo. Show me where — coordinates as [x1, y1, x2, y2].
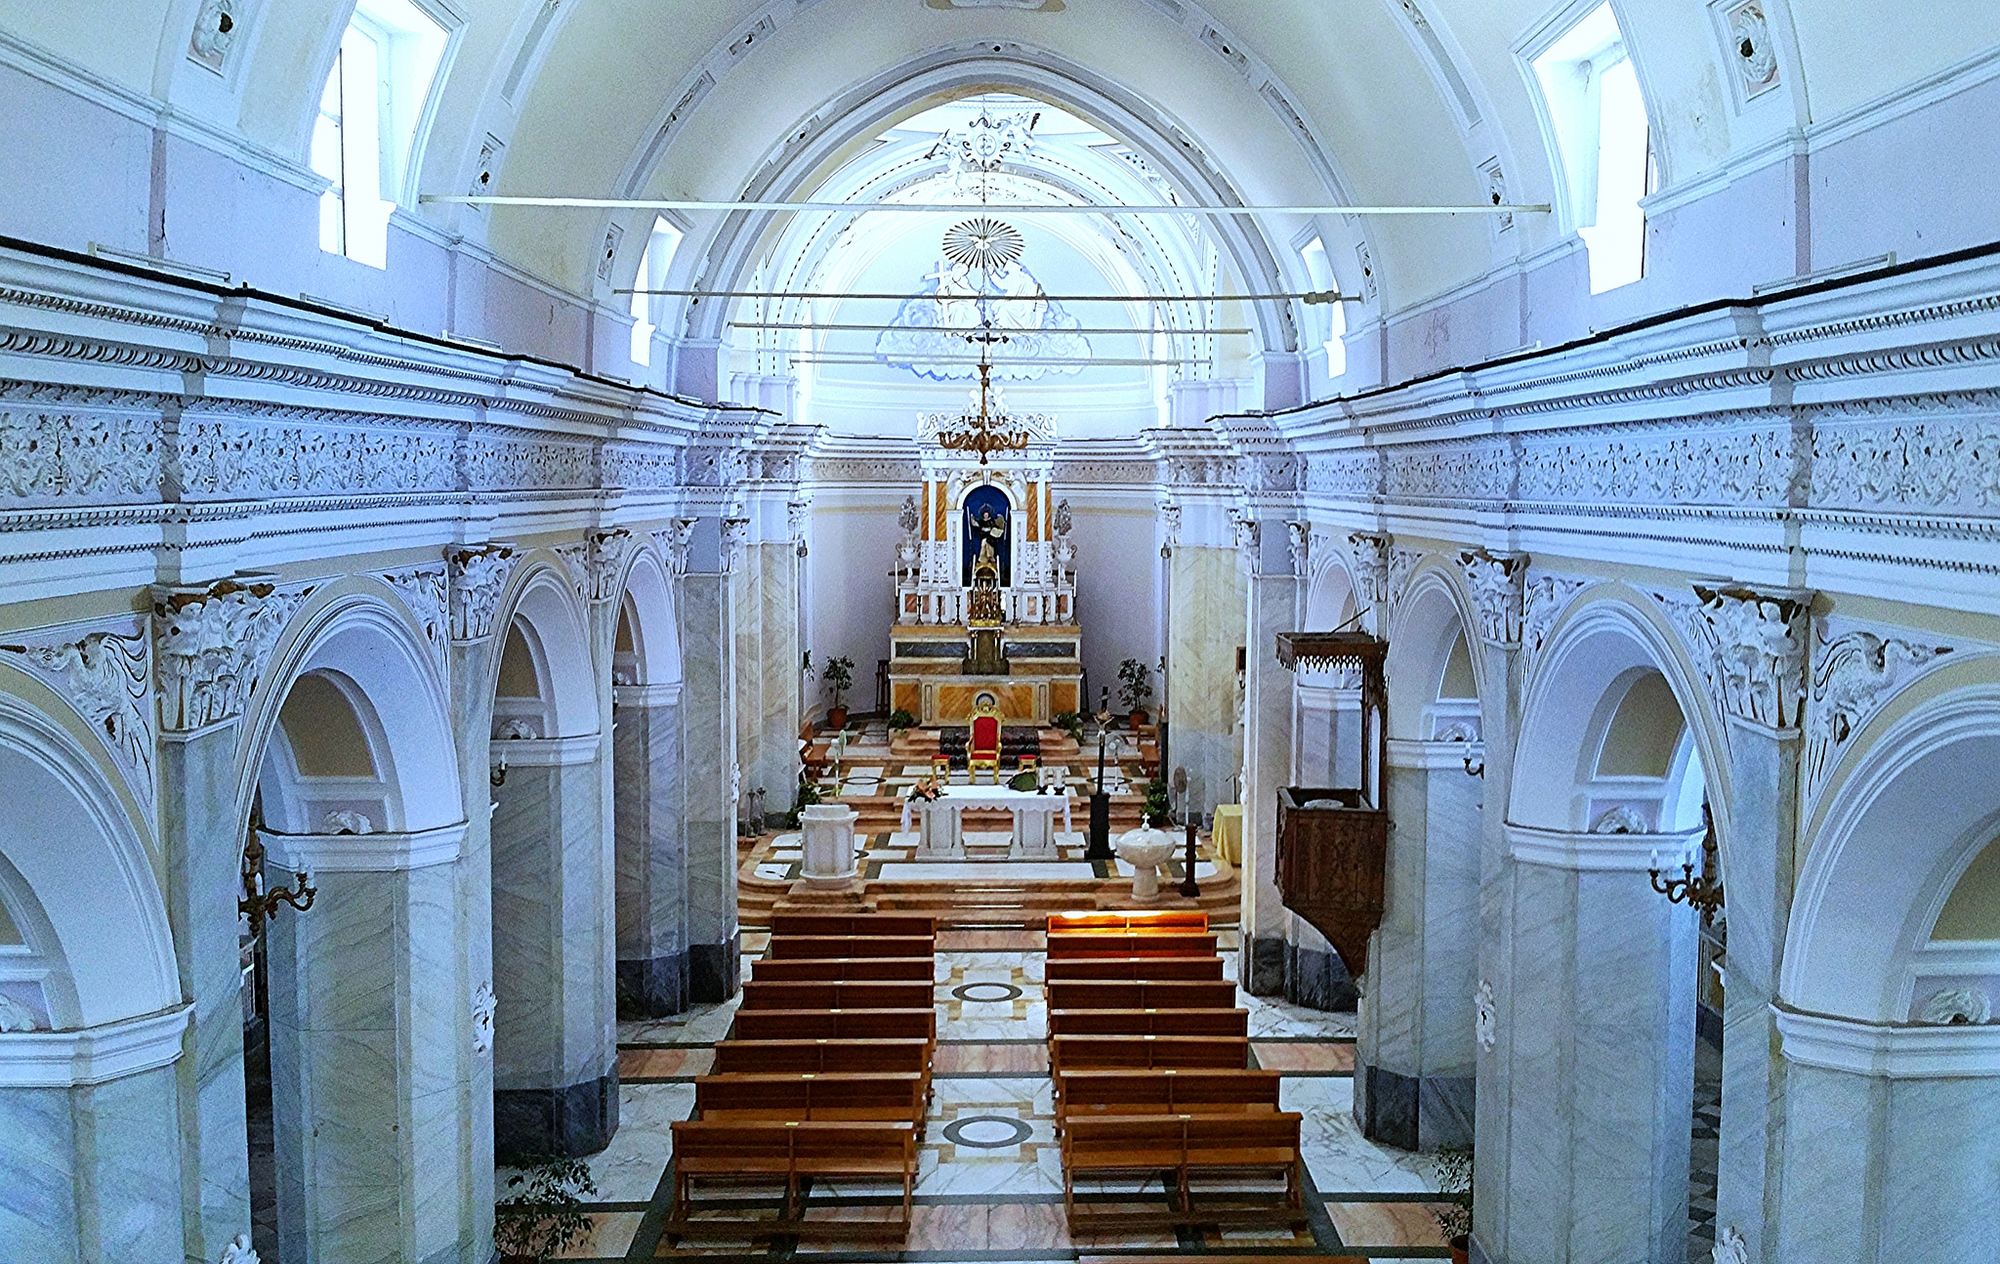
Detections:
[1050, 1034, 1250, 1072]
[1045, 980, 1239, 1012]
[752, 957, 935, 983]
[1045, 956, 1225, 982]
[968, 709, 1002, 783]
[730, 1007, 937, 1044]
[1048, 1008, 1250, 1038]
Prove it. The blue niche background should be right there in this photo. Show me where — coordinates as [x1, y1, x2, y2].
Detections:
[960, 485, 1013, 587]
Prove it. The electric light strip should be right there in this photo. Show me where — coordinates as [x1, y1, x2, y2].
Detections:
[426, 195, 1545, 216]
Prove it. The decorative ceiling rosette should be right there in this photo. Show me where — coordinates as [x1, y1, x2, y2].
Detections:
[941, 217, 1025, 272]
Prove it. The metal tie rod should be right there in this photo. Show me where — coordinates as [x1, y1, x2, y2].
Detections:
[730, 321, 1252, 334]
[427, 195, 1545, 217]
[786, 355, 1210, 366]
[625, 287, 1358, 303]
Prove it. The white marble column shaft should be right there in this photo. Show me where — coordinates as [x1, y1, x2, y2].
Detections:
[613, 687, 689, 1016]
[1240, 566, 1299, 996]
[1471, 635, 1524, 1261]
[679, 571, 740, 1001]
[733, 542, 801, 813]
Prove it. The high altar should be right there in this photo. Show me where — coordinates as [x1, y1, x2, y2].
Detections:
[887, 423, 1082, 728]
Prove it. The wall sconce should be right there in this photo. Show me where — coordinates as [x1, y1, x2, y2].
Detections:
[490, 755, 507, 788]
[1649, 808, 1724, 926]
[1462, 752, 1484, 778]
[240, 835, 315, 923]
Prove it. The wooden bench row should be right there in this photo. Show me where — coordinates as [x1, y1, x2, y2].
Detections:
[1048, 910, 1208, 932]
[766, 934, 936, 960]
[666, 1119, 918, 1242]
[769, 913, 936, 938]
[1054, 1068, 1281, 1130]
[740, 980, 932, 1011]
[695, 1071, 926, 1127]
[1052, 1033, 1249, 1072]
[713, 1037, 931, 1077]
[1061, 1112, 1305, 1230]
[1045, 955, 1224, 981]
[752, 956, 934, 982]
[1047, 979, 1238, 1011]
[1048, 930, 1219, 959]
[1051, 1007, 1248, 1037]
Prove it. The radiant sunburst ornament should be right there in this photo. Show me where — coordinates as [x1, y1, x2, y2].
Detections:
[941, 217, 1025, 271]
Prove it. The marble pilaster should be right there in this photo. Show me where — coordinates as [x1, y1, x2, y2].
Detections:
[679, 571, 740, 1003]
[488, 741, 617, 1160]
[612, 685, 688, 1017]
[158, 722, 253, 1258]
[1469, 624, 1524, 1262]
[733, 542, 801, 820]
[1240, 561, 1299, 998]
[262, 825, 469, 1263]
[1354, 739, 1481, 1150]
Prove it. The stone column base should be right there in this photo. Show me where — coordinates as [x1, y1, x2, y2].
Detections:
[1354, 1062, 1475, 1151]
[1242, 935, 1288, 995]
[494, 1071, 619, 1161]
[1285, 941, 1359, 1011]
[616, 951, 689, 1018]
[688, 932, 741, 1003]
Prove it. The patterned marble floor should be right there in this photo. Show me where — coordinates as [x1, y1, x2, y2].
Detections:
[509, 927, 1463, 1262]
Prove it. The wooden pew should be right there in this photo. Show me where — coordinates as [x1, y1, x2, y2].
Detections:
[1060, 1112, 1304, 1229]
[769, 913, 937, 938]
[739, 980, 934, 1011]
[1048, 931, 1219, 959]
[1045, 980, 1239, 1012]
[696, 1071, 927, 1126]
[731, 1007, 937, 1043]
[1054, 1069, 1282, 1129]
[666, 1119, 917, 1242]
[1045, 956, 1225, 982]
[1049, 910, 1208, 933]
[1050, 1034, 1250, 1072]
[752, 956, 935, 982]
[767, 935, 935, 960]
[1049, 1008, 1249, 1038]
[712, 1038, 932, 1077]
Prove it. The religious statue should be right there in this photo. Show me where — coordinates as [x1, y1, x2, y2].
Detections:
[970, 506, 1007, 575]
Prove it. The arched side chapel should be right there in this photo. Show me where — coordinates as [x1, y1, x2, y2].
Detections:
[0, 2, 1995, 1261]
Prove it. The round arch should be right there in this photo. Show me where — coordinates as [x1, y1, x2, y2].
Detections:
[233, 581, 464, 839]
[1302, 553, 1358, 631]
[614, 544, 683, 689]
[1384, 559, 1487, 742]
[1784, 663, 2000, 1024]
[0, 686, 179, 1029]
[482, 558, 604, 741]
[1510, 586, 1732, 849]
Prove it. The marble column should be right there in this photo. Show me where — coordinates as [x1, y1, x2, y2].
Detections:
[158, 721, 254, 1258]
[0, 1009, 190, 1263]
[680, 570, 740, 1002]
[262, 824, 469, 1263]
[613, 683, 688, 1016]
[1354, 739, 1482, 1150]
[733, 541, 801, 807]
[489, 737, 617, 1160]
[1239, 544, 1300, 998]
[1484, 825, 1702, 1264]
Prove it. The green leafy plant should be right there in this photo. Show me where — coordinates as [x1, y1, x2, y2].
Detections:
[495, 1155, 597, 1262]
[1430, 1145, 1473, 1243]
[821, 655, 856, 709]
[783, 775, 823, 829]
[1052, 710, 1086, 741]
[1117, 658, 1154, 714]
[1141, 777, 1172, 824]
[888, 707, 917, 732]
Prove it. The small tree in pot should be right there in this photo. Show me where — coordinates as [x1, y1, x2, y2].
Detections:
[821, 655, 855, 730]
[1430, 1145, 1473, 1264]
[495, 1155, 597, 1262]
[1117, 658, 1154, 728]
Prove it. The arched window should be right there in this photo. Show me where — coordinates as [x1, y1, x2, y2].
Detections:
[629, 216, 686, 368]
[1521, 2, 1655, 293]
[312, 0, 455, 268]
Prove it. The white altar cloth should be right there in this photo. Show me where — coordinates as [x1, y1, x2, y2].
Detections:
[902, 785, 1073, 858]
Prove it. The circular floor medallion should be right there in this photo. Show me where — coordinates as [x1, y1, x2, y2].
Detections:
[941, 1114, 1033, 1149]
[951, 981, 1023, 1003]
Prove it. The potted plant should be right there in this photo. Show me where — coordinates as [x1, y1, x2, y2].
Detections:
[1141, 777, 1172, 826]
[1431, 1145, 1473, 1264]
[495, 1155, 597, 1262]
[1117, 658, 1154, 728]
[821, 655, 855, 730]
[888, 707, 917, 734]
[783, 775, 822, 830]
[1052, 710, 1086, 742]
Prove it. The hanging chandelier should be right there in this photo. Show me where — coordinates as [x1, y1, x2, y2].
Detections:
[934, 347, 1032, 465]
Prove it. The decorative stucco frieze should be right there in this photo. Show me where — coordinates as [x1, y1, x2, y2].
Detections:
[683, 443, 749, 488]
[378, 565, 449, 666]
[175, 416, 457, 499]
[1386, 439, 1511, 503]
[1051, 459, 1160, 485]
[1804, 623, 1956, 797]
[0, 410, 160, 502]
[465, 434, 595, 491]
[1808, 411, 2000, 514]
[153, 577, 305, 732]
[0, 621, 153, 798]
[1693, 581, 1812, 730]
[1515, 420, 1799, 506]
[446, 545, 516, 642]
[1305, 451, 1379, 499]
[808, 456, 926, 483]
[602, 445, 682, 491]
[1460, 549, 1529, 646]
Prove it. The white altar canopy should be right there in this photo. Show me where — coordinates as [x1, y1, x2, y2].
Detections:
[903, 784, 1073, 858]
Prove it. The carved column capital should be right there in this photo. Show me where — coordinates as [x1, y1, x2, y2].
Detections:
[720, 517, 750, 574]
[1285, 521, 1310, 579]
[1459, 548, 1529, 646]
[659, 519, 697, 579]
[446, 544, 517, 642]
[586, 527, 634, 603]
[152, 577, 296, 731]
[1348, 531, 1392, 605]
[1694, 581, 1812, 730]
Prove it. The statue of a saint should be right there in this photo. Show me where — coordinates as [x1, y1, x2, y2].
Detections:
[971, 507, 1007, 577]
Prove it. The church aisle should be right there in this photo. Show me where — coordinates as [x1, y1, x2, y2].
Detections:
[513, 927, 1462, 1261]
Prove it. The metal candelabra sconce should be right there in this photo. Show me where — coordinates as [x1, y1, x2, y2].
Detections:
[1648, 806, 1724, 926]
[490, 754, 508, 788]
[240, 834, 316, 923]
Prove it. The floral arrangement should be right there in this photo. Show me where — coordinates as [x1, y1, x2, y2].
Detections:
[907, 775, 944, 803]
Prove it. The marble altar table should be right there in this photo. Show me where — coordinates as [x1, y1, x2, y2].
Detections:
[902, 785, 1073, 858]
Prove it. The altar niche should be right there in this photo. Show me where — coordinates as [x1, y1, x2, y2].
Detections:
[888, 468, 1081, 728]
